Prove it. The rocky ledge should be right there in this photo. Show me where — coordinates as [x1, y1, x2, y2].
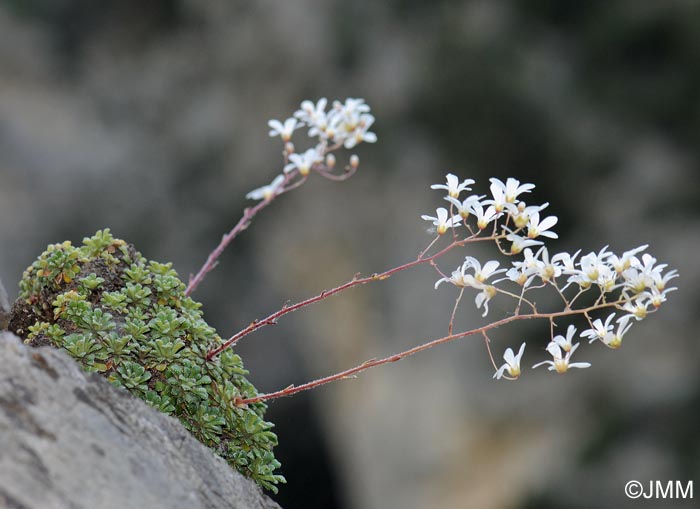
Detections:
[0, 331, 281, 509]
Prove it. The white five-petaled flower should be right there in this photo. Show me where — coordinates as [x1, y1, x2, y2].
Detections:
[245, 174, 286, 201]
[268, 118, 299, 141]
[501, 265, 537, 288]
[487, 177, 536, 212]
[505, 231, 543, 254]
[470, 202, 499, 230]
[435, 256, 506, 290]
[461, 256, 507, 288]
[434, 262, 470, 289]
[552, 249, 581, 273]
[508, 201, 549, 229]
[533, 342, 591, 373]
[431, 173, 475, 198]
[444, 194, 484, 219]
[601, 315, 633, 349]
[294, 98, 328, 125]
[494, 342, 526, 380]
[434, 257, 505, 316]
[533, 246, 562, 282]
[620, 297, 652, 320]
[640, 286, 677, 308]
[285, 148, 322, 176]
[344, 114, 377, 148]
[499, 248, 540, 287]
[552, 324, 577, 352]
[607, 245, 648, 274]
[580, 313, 617, 343]
[421, 207, 461, 235]
[651, 268, 679, 292]
[526, 212, 559, 239]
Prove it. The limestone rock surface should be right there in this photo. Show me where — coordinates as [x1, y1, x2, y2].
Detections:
[0, 332, 281, 509]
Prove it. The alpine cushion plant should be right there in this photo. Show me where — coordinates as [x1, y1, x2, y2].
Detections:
[7, 97, 678, 492]
[9, 231, 284, 491]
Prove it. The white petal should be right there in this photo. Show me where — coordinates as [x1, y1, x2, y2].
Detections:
[569, 362, 591, 369]
[503, 348, 516, 365]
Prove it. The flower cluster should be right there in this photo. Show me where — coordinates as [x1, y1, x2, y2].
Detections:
[425, 174, 678, 379]
[247, 98, 376, 201]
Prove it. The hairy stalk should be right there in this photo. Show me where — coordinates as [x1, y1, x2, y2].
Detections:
[206, 234, 502, 360]
[236, 300, 624, 405]
[186, 171, 298, 296]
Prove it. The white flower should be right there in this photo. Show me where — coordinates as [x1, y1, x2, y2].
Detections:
[621, 266, 652, 294]
[501, 265, 538, 287]
[434, 263, 470, 289]
[268, 118, 299, 141]
[533, 342, 591, 373]
[343, 113, 377, 148]
[431, 173, 475, 198]
[652, 269, 679, 292]
[580, 313, 617, 343]
[595, 265, 619, 293]
[494, 342, 526, 380]
[639, 286, 677, 308]
[285, 148, 322, 176]
[488, 177, 535, 212]
[323, 98, 376, 147]
[551, 250, 581, 273]
[508, 201, 549, 229]
[620, 297, 652, 321]
[435, 256, 505, 290]
[421, 207, 462, 235]
[552, 325, 577, 352]
[607, 245, 648, 274]
[294, 98, 328, 125]
[501, 248, 542, 287]
[245, 174, 286, 201]
[469, 202, 499, 230]
[572, 246, 612, 288]
[601, 315, 633, 349]
[505, 231, 543, 254]
[533, 246, 562, 282]
[526, 212, 558, 239]
[462, 256, 507, 287]
[445, 194, 484, 219]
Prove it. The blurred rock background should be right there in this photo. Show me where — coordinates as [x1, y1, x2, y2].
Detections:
[1, 1, 698, 508]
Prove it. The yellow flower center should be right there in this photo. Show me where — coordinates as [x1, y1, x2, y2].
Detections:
[554, 360, 569, 374]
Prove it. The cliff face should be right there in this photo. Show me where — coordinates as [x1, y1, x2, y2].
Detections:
[0, 332, 281, 509]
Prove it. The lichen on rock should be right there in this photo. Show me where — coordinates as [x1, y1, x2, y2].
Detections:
[8, 229, 284, 492]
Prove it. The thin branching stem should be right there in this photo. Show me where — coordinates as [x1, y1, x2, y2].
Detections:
[236, 300, 623, 405]
[206, 234, 502, 360]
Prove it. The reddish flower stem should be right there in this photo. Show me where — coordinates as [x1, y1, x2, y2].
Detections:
[205, 234, 499, 361]
[185, 171, 301, 296]
[236, 300, 621, 405]
[186, 201, 270, 296]
[185, 160, 354, 297]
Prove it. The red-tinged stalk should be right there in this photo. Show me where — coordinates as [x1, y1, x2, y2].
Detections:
[235, 300, 623, 405]
[205, 233, 501, 361]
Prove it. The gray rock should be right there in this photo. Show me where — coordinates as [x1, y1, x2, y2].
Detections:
[0, 332, 282, 509]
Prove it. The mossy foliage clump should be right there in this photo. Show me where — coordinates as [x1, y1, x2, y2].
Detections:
[9, 229, 284, 491]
